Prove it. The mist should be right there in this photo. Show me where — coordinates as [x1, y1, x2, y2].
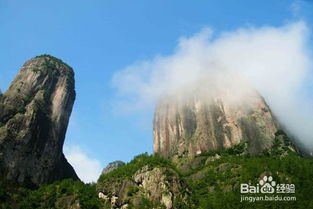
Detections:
[112, 21, 313, 151]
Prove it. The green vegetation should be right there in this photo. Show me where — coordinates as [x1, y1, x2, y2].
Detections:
[98, 152, 176, 182]
[170, 131, 313, 209]
[127, 186, 139, 197]
[0, 179, 103, 209]
[181, 149, 313, 209]
[135, 197, 166, 209]
[1, 131, 313, 209]
[97, 131, 313, 209]
[35, 54, 73, 70]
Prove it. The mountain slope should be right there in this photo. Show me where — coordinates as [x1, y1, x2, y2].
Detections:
[96, 131, 313, 209]
[0, 55, 78, 188]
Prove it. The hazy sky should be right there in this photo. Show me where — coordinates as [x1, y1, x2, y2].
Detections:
[1, 0, 313, 182]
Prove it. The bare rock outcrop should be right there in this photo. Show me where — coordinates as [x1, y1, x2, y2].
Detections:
[97, 165, 187, 209]
[102, 160, 125, 175]
[0, 55, 78, 187]
[153, 88, 278, 157]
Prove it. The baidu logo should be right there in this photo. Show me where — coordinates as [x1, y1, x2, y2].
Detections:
[259, 175, 276, 193]
[240, 175, 295, 194]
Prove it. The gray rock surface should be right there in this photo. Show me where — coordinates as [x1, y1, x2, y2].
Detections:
[0, 55, 78, 187]
[102, 160, 125, 175]
[153, 88, 278, 157]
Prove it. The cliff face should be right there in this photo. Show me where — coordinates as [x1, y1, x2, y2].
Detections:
[153, 89, 278, 157]
[0, 55, 78, 187]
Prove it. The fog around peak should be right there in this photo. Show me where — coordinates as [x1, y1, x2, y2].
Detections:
[113, 21, 313, 151]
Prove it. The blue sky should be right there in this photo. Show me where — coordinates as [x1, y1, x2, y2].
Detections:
[1, 0, 313, 182]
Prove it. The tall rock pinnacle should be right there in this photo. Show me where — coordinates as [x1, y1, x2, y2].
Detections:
[0, 55, 78, 187]
[153, 87, 279, 157]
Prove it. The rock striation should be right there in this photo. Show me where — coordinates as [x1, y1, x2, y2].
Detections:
[0, 55, 78, 187]
[153, 88, 278, 157]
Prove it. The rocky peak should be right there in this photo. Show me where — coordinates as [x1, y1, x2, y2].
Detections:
[0, 55, 78, 187]
[153, 88, 278, 158]
[102, 161, 125, 175]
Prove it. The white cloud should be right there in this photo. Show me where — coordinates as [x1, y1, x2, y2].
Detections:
[112, 21, 313, 151]
[64, 145, 102, 183]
